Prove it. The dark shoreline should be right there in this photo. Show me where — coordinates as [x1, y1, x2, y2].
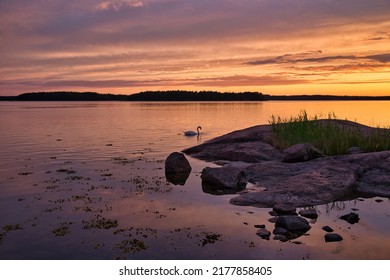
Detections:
[1, 90, 390, 102]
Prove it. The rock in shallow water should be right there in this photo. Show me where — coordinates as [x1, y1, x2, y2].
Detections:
[324, 233, 343, 242]
[165, 152, 191, 174]
[275, 216, 311, 232]
[273, 204, 297, 215]
[256, 228, 271, 240]
[339, 213, 360, 224]
[201, 166, 246, 194]
[299, 208, 318, 219]
[165, 152, 192, 185]
[322, 226, 334, 233]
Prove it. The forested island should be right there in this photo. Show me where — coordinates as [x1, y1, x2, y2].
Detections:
[1, 91, 390, 101]
[0, 91, 264, 101]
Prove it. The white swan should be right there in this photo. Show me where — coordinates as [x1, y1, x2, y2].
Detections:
[184, 126, 202, 136]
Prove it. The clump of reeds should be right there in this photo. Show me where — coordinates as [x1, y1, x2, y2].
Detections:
[269, 110, 390, 156]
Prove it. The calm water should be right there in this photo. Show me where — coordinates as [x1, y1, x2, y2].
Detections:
[0, 101, 389, 260]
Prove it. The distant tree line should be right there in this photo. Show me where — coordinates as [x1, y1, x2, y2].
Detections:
[263, 94, 390, 101]
[0, 90, 265, 101]
[1, 91, 389, 101]
[127, 90, 265, 101]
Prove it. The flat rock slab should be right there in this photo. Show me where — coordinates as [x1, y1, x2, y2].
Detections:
[183, 121, 390, 208]
[230, 158, 358, 207]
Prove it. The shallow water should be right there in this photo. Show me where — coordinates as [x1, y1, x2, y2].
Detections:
[0, 101, 389, 259]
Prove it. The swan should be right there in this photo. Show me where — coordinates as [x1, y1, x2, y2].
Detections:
[184, 126, 202, 136]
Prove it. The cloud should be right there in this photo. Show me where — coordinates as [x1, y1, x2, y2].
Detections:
[366, 53, 390, 63]
[1, 74, 312, 91]
[1, 0, 390, 95]
[247, 52, 390, 66]
[95, 0, 144, 11]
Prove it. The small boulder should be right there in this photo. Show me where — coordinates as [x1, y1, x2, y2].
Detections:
[165, 152, 192, 185]
[282, 143, 323, 163]
[201, 166, 246, 193]
[339, 213, 360, 224]
[273, 204, 297, 215]
[322, 226, 334, 232]
[256, 228, 271, 240]
[165, 152, 191, 174]
[299, 208, 318, 219]
[273, 227, 289, 236]
[273, 235, 287, 241]
[324, 233, 343, 242]
[254, 224, 266, 229]
[275, 216, 311, 232]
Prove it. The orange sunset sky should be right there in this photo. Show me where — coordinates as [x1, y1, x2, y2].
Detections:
[0, 0, 389, 96]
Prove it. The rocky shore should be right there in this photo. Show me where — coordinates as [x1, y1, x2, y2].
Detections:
[181, 120, 390, 208]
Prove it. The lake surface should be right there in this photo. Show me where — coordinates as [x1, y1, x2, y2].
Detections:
[0, 101, 389, 259]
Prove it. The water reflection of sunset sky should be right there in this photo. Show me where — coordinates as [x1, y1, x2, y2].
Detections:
[1, 0, 389, 96]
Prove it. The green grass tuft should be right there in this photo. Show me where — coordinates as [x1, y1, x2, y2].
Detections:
[269, 110, 390, 156]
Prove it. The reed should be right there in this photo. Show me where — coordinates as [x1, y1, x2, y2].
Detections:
[269, 110, 390, 156]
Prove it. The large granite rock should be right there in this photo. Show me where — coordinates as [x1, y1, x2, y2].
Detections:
[183, 120, 390, 208]
[230, 158, 358, 207]
[183, 125, 282, 163]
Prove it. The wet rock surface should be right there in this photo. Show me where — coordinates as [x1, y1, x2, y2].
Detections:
[339, 213, 360, 224]
[273, 204, 297, 215]
[324, 233, 343, 242]
[275, 216, 311, 232]
[201, 166, 246, 194]
[299, 208, 318, 219]
[183, 120, 390, 208]
[165, 152, 192, 185]
[165, 152, 192, 174]
[322, 226, 334, 233]
[256, 228, 271, 240]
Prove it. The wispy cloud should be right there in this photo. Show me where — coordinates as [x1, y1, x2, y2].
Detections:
[95, 0, 144, 11]
[246, 52, 390, 65]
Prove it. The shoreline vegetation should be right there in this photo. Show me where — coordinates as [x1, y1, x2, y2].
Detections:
[269, 110, 390, 156]
[1, 90, 390, 101]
